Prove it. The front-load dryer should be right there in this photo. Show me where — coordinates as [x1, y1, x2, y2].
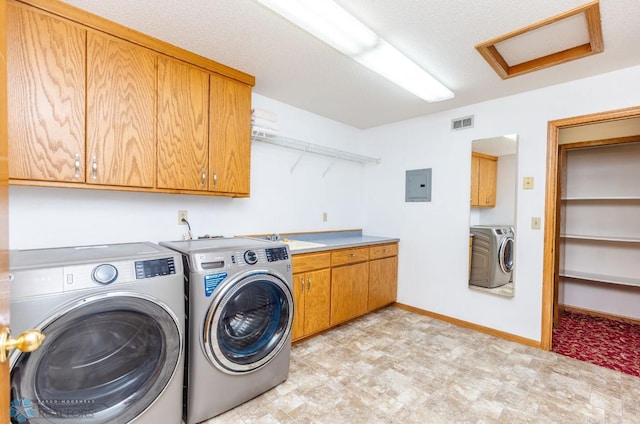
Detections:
[160, 238, 293, 424]
[469, 226, 514, 288]
[9, 242, 184, 424]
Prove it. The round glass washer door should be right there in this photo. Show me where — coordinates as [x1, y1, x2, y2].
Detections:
[10, 293, 182, 423]
[204, 271, 293, 374]
[499, 236, 514, 274]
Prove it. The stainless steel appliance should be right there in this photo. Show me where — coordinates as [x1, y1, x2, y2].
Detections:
[469, 225, 514, 288]
[9, 242, 184, 423]
[160, 238, 293, 424]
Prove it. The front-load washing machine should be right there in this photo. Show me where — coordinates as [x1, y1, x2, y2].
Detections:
[160, 238, 293, 424]
[9, 242, 184, 424]
[469, 225, 514, 288]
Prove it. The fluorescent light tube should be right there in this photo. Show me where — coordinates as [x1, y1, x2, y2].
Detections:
[255, 0, 454, 102]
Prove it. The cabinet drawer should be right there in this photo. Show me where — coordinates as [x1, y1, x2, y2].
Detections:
[369, 243, 398, 260]
[292, 252, 331, 273]
[331, 247, 369, 266]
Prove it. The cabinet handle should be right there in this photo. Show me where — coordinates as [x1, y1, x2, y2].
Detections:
[212, 171, 218, 188]
[300, 276, 305, 292]
[307, 276, 312, 292]
[74, 154, 81, 179]
[91, 156, 97, 180]
[349, 253, 356, 258]
[201, 168, 206, 187]
[383, 249, 389, 253]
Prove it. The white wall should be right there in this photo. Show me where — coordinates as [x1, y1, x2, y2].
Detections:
[9, 93, 367, 249]
[361, 65, 640, 342]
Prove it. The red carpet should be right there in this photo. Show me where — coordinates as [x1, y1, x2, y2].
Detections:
[552, 310, 640, 378]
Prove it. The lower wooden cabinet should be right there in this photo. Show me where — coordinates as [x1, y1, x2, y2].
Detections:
[291, 253, 331, 341]
[291, 269, 331, 341]
[331, 261, 369, 325]
[291, 242, 398, 342]
[368, 256, 398, 312]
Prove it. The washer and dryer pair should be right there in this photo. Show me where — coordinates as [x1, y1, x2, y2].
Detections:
[469, 225, 515, 288]
[9, 238, 294, 424]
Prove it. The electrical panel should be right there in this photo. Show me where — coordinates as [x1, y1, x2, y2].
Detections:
[405, 168, 432, 202]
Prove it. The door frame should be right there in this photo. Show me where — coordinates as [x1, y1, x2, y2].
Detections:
[540, 105, 640, 350]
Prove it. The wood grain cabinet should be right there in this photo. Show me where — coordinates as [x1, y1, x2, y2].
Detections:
[7, 0, 255, 197]
[368, 243, 398, 311]
[209, 75, 252, 196]
[157, 56, 210, 191]
[330, 247, 370, 325]
[291, 253, 331, 341]
[7, 2, 85, 182]
[86, 32, 156, 188]
[471, 152, 497, 207]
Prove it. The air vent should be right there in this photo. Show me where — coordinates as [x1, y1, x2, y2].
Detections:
[451, 115, 474, 131]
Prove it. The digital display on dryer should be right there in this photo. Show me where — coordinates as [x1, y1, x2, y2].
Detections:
[265, 247, 288, 262]
[135, 257, 176, 279]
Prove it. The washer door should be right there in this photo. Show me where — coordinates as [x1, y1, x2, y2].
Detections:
[10, 294, 182, 423]
[204, 270, 293, 374]
[498, 236, 514, 274]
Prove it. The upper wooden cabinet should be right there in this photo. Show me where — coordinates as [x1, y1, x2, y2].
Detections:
[7, 0, 255, 197]
[7, 2, 85, 182]
[86, 32, 156, 187]
[157, 57, 209, 191]
[209, 75, 252, 195]
[471, 152, 497, 207]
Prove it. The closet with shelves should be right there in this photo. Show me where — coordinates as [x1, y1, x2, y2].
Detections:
[559, 141, 640, 305]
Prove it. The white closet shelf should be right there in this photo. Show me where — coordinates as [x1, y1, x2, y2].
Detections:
[561, 196, 640, 201]
[560, 234, 640, 243]
[251, 131, 380, 165]
[560, 270, 640, 288]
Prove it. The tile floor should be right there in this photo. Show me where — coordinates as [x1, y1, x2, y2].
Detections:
[208, 306, 640, 423]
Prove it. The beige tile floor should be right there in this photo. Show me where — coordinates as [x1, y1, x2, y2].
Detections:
[208, 306, 640, 424]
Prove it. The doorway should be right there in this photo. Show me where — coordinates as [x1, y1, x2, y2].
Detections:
[541, 105, 640, 350]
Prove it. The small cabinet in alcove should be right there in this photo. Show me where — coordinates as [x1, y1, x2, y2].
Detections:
[471, 152, 497, 207]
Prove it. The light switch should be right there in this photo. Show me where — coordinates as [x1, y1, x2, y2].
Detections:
[531, 217, 541, 229]
[523, 177, 534, 189]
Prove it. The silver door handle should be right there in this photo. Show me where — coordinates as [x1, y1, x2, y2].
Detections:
[201, 168, 206, 187]
[91, 156, 97, 180]
[307, 276, 311, 291]
[300, 276, 305, 292]
[74, 154, 81, 179]
[212, 171, 218, 188]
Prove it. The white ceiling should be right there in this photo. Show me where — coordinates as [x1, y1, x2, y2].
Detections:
[61, 0, 640, 129]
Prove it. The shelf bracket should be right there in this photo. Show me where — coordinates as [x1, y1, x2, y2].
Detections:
[322, 158, 337, 178]
[290, 149, 306, 173]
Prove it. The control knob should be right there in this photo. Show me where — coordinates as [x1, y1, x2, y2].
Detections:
[92, 264, 118, 284]
[243, 250, 258, 265]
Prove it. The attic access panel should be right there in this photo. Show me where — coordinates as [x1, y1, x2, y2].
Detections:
[475, 1, 603, 79]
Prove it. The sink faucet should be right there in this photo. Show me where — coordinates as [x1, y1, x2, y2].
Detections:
[269, 233, 279, 241]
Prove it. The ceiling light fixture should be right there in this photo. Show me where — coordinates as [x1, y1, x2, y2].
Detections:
[255, 0, 454, 103]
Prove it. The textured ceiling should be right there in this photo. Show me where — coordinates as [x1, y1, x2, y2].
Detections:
[60, 0, 640, 129]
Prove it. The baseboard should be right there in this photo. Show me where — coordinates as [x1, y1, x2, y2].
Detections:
[560, 304, 640, 326]
[393, 303, 541, 349]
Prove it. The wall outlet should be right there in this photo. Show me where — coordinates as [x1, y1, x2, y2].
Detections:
[178, 210, 188, 225]
[322, 212, 328, 222]
[523, 177, 534, 189]
[531, 217, 541, 229]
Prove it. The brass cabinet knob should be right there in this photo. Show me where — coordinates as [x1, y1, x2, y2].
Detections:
[0, 328, 45, 363]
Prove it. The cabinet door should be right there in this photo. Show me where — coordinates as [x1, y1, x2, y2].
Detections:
[304, 268, 331, 336]
[291, 272, 306, 341]
[470, 154, 480, 206]
[478, 157, 497, 206]
[7, 3, 85, 182]
[368, 256, 398, 311]
[87, 32, 156, 187]
[157, 57, 209, 190]
[209, 75, 251, 195]
[331, 262, 369, 325]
